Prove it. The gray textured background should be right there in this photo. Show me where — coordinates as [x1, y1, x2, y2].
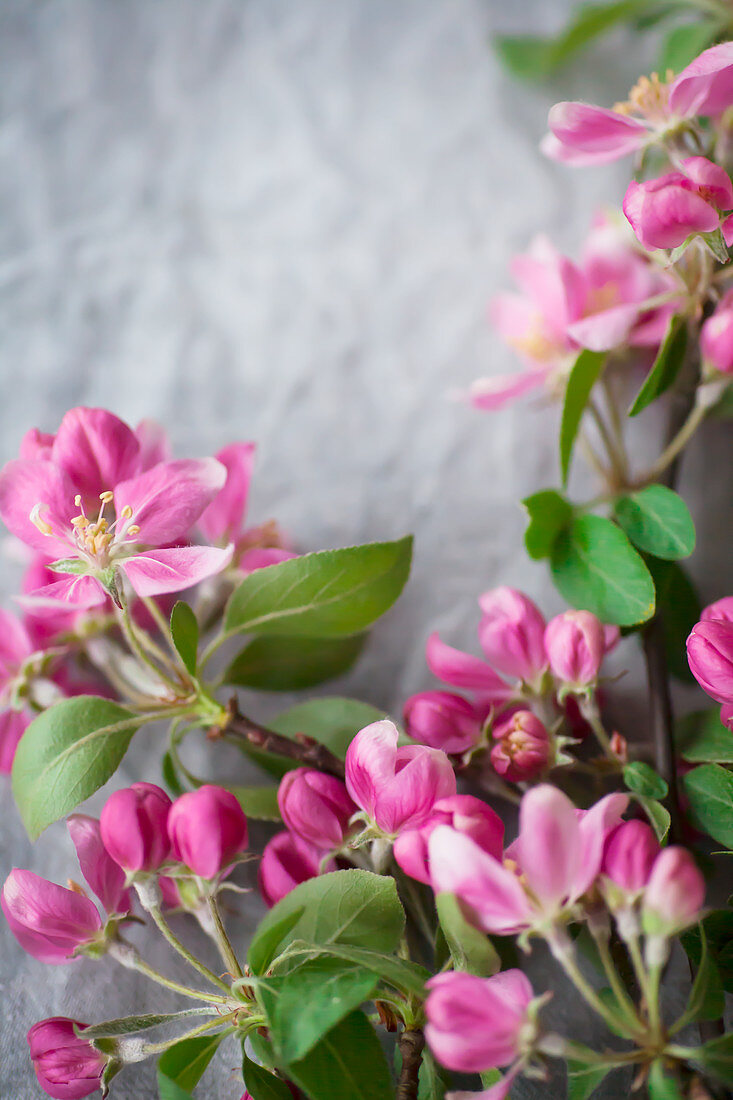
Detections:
[1, 2, 730, 1097]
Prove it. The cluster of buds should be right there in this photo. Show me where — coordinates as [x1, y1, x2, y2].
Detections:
[687, 594, 733, 728]
[404, 586, 617, 782]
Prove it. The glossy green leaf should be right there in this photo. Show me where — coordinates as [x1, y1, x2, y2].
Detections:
[646, 559, 700, 682]
[633, 795, 670, 843]
[12, 696, 143, 839]
[158, 1075, 193, 1100]
[567, 1059, 612, 1100]
[682, 910, 733, 993]
[224, 633, 365, 691]
[682, 764, 733, 849]
[242, 1051, 294, 1100]
[560, 350, 606, 485]
[550, 515, 655, 625]
[615, 485, 695, 560]
[522, 489, 573, 560]
[678, 926, 725, 1025]
[274, 941, 428, 998]
[436, 893, 500, 977]
[417, 1050, 446, 1100]
[224, 537, 413, 637]
[623, 761, 668, 800]
[248, 870, 405, 975]
[285, 1011, 394, 1100]
[170, 601, 199, 676]
[690, 1034, 733, 1086]
[629, 315, 687, 416]
[157, 1033, 224, 1091]
[658, 20, 721, 73]
[246, 906, 305, 978]
[230, 785, 281, 821]
[676, 709, 733, 764]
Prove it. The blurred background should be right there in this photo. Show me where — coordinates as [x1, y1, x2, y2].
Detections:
[1, 1, 730, 1096]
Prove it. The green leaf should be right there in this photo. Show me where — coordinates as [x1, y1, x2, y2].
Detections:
[11, 696, 143, 839]
[80, 1008, 213, 1039]
[158, 1075, 193, 1100]
[682, 764, 733, 848]
[550, 515, 655, 626]
[435, 893, 500, 977]
[629, 315, 687, 416]
[248, 869, 405, 975]
[701, 227, 731, 263]
[522, 490, 573, 560]
[48, 557, 91, 575]
[658, 20, 721, 73]
[230, 785, 281, 821]
[242, 1052, 294, 1100]
[258, 957, 380, 1063]
[157, 1033, 224, 1091]
[161, 751, 187, 797]
[676, 709, 733, 764]
[646, 559, 700, 682]
[224, 633, 365, 692]
[417, 1050, 446, 1100]
[275, 941, 428, 998]
[682, 910, 733, 993]
[567, 1059, 612, 1100]
[691, 1034, 733, 1087]
[648, 1060, 683, 1100]
[560, 350, 607, 485]
[246, 906, 306, 979]
[678, 926, 725, 1025]
[614, 486, 695, 560]
[170, 601, 199, 676]
[633, 795, 670, 843]
[623, 761, 668, 800]
[224, 537, 413, 638]
[285, 1011, 394, 1100]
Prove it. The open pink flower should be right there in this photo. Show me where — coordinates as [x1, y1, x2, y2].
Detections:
[394, 794, 504, 885]
[0, 607, 36, 773]
[1, 869, 104, 964]
[624, 158, 733, 252]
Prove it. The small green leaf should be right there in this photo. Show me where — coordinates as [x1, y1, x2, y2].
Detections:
[522, 490, 573, 560]
[629, 315, 687, 416]
[274, 941, 428, 998]
[48, 558, 91, 575]
[157, 1033, 224, 1091]
[224, 537, 413, 638]
[161, 751, 187, 797]
[550, 515, 655, 625]
[242, 1051, 294, 1100]
[646, 559, 700, 682]
[633, 795, 670, 843]
[567, 1059, 612, 1100]
[676, 709, 733, 764]
[158, 1075, 194, 1100]
[648, 1061, 684, 1100]
[285, 1011, 394, 1100]
[560, 350, 607, 485]
[224, 633, 365, 692]
[691, 1034, 733, 1086]
[417, 1050, 446, 1100]
[79, 1008, 213, 1039]
[678, 926, 725, 1025]
[623, 761, 668, 800]
[701, 227, 731, 263]
[230, 785, 281, 821]
[682, 910, 733, 993]
[435, 893, 500, 977]
[615, 485, 695, 560]
[170, 602, 199, 676]
[658, 20, 721, 73]
[12, 696, 143, 839]
[682, 764, 733, 849]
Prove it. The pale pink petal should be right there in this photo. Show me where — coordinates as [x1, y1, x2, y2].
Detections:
[376, 746, 456, 833]
[199, 442, 256, 543]
[546, 102, 649, 163]
[568, 303, 646, 351]
[51, 407, 141, 496]
[682, 156, 733, 210]
[18, 574, 109, 609]
[669, 41, 733, 117]
[0, 710, 29, 774]
[120, 544, 234, 597]
[624, 178, 719, 251]
[67, 815, 131, 915]
[511, 236, 586, 330]
[0, 460, 77, 556]
[135, 418, 172, 469]
[114, 458, 227, 545]
[574, 793, 629, 900]
[238, 547, 298, 573]
[344, 720, 399, 819]
[468, 369, 548, 410]
[447, 1065, 520, 1100]
[0, 608, 34, 679]
[541, 131, 625, 167]
[426, 633, 511, 699]
[722, 213, 733, 248]
[517, 785, 580, 911]
[429, 827, 533, 934]
[19, 429, 55, 461]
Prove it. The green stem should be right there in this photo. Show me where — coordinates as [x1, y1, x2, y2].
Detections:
[647, 963, 664, 1044]
[588, 400, 627, 487]
[547, 931, 634, 1037]
[643, 400, 708, 484]
[138, 1017, 236, 1057]
[146, 903, 232, 995]
[109, 941, 230, 1005]
[591, 928, 646, 1038]
[117, 599, 181, 692]
[578, 696, 615, 757]
[207, 896, 243, 979]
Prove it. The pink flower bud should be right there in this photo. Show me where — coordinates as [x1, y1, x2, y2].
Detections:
[345, 720, 456, 836]
[643, 847, 705, 930]
[100, 782, 172, 872]
[623, 159, 733, 252]
[490, 710, 550, 782]
[168, 785, 248, 879]
[258, 830, 329, 908]
[477, 587, 547, 682]
[277, 768, 355, 850]
[424, 969, 534, 1073]
[601, 820, 660, 893]
[27, 1017, 106, 1100]
[701, 595, 733, 622]
[67, 815, 131, 915]
[701, 292, 733, 375]
[393, 794, 504, 885]
[403, 690, 482, 754]
[1, 869, 102, 964]
[544, 610, 604, 687]
[686, 618, 733, 704]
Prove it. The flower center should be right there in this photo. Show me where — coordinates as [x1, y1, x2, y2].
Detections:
[613, 71, 673, 125]
[30, 490, 141, 567]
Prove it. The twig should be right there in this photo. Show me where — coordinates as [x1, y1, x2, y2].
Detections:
[214, 697, 345, 779]
[396, 1028, 425, 1100]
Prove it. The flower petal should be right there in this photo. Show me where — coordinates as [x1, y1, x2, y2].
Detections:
[120, 544, 234, 597]
[669, 41, 733, 118]
[0, 460, 76, 556]
[344, 720, 399, 819]
[114, 458, 227, 545]
[517, 784, 581, 911]
[18, 574, 109, 610]
[238, 547, 298, 573]
[199, 442, 256, 543]
[467, 369, 548, 410]
[429, 827, 532, 934]
[0, 709, 29, 774]
[546, 102, 648, 163]
[67, 815, 131, 915]
[426, 633, 511, 697]
[52, 407, 141, 497]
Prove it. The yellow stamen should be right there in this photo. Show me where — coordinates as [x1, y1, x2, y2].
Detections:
[614, 71, 671, 123]
[120, 505, 133, 520]
[126, 524, 141, 536]
[30, 503, 53, 537]
[71, 514, 89, 528]
[99, 490, 114, 503]
[74, 494, 82, 508]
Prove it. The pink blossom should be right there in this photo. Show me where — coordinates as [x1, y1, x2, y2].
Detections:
[100, 782, 172, 873]
[425, 633, 511, 705]
[687, 618, 733, 703]
[545, 610, 605, 688]
[258, 830, 330, 907]
[67, 815, 131, 915]
[0, 709, 29, 773]
[27, 1017, 105, 1100]
[424, 969, 534, 1073]
[643, 847, 705, 931]
[543, 101, 651, 166]
[1, 869, 103, 964]
[168, 785, 248, 879]
[623, 158, 733, 252]
[277, 768, 356, 851]
[702, 596, 733, 622]
[601, 820, 660, 894]
[393, 794, 504, 885]
[669, 41, 733, 118]
[345, 719, 456, 836]
[490, 710, 550, 783]
[429, 785, 628, 934]
[701, 291, 733, 374]
[403, 690, 483, 754]
[0, 607, 36, 772]
[478, 587, 547, 682]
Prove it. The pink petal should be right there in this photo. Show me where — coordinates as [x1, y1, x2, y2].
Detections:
[669, 41, 733, 117]
[429, 827, 532, 935]
[624, 178, 719, 251]
[447, 1065, 521, 1100]
[135, 418, 172, 469]
[120, 544, 234, 597]
[0, 709, 29, 774]
[517, 785, 580, 911]
[541, 131, 625, 167]
[344, 720, 399, 819]
[18, 574, 109, 610]
[51, 407, 141, 497]
[0, 460, 77, 556]
[0, 609, 34, 680]
[468, 369, 548, 410]
[546, 102, 648, 163]
[574, 793, 629, 900]
[238, 547, 298, 573]
[722, 213, 733, 248]
[199, 442, 256, 543]
[67, 815, 131, 915]
[19, 429, 55, 461]
[114, 458, 227, 545]
[510, 236, 586, 331]
[568, 303, 646, 351]
[426, 633, 511, 698]
[375, 746, 456, 834]
[1, 869, 102, 964]
[681, 156, 733, 210]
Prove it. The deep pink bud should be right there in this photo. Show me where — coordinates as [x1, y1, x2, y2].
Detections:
[277, 768, 355, 850]
[168, 785, 248, 878]
[1, 869, 102, 964]
[490, 710, 549, 782]
[100, 782, 172, 872]
[643, 847, 705, 930]
[544, 610, 604, 687]
[258, 830, 328, 907]
[702, 291, 733, 374]
[686, 619, 733, 703]
[424, 969, 534, 1073]
[67, 815, 131, 915]
[702, 595, 733, 622]
[393, 794, 504, 885]
[403, 690, 482, 754]
[477, 587, 547, 681]
[27, 1018, 105, 1100]
[601, 820, 660, 893]
[345, 720, 456, 836]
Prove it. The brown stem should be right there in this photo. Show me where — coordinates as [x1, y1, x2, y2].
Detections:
[211, 697, 345, 778]
[396, 1028, 425, 1100]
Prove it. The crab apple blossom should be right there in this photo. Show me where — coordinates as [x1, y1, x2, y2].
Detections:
[425, 632, 511, 705]
[403, 690, 483, 754]
[393, 794, 504, 885]
[490, 710, 550, 783]
[258, 830, 331, 907]
[544, 610, 605, 689]
[623, 157, 733, 252]
[277, 768, 356, 851]
[67, 815, 131, 916]
[642, 847, 706, 934]
[168, 785, 248, 879]
[1, 869, 104, 964]
[701, 291, 733, 374]
[668, 40, 733, 118]
[702, 595, 733, 622]
[27, 1018, 106, 1100]
[601, 819, 660, 896]
[100, 782, 172, 873]
[686, 617, 733, 704]
[478, 587, 547, 683]
[424, 969, 535, 1074]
